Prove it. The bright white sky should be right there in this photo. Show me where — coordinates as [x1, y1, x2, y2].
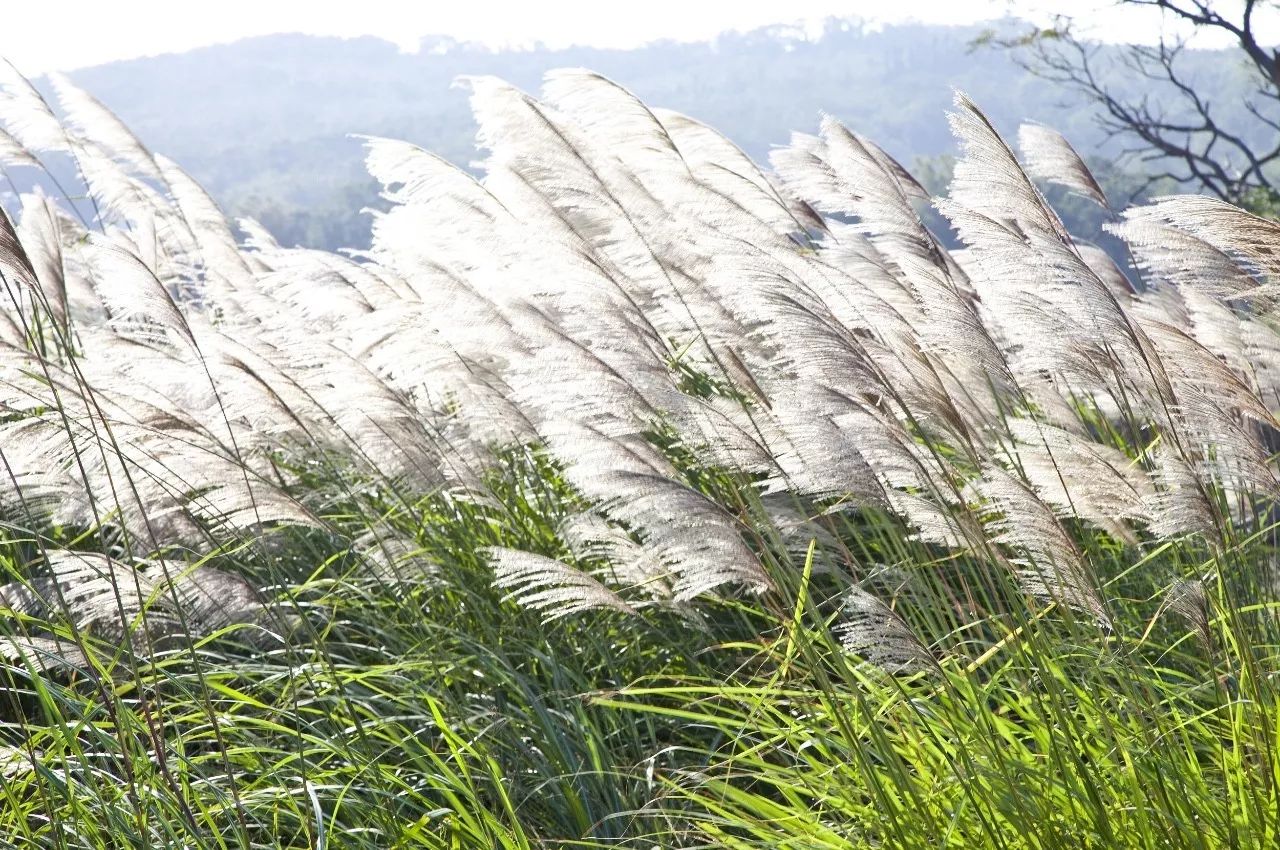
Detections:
[0, 0, 1271, 75]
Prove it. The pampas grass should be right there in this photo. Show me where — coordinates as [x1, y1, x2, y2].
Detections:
[0, 64, 1275, 848]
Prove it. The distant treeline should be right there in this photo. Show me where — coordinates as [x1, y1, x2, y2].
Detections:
[41, 20, 1259, 249]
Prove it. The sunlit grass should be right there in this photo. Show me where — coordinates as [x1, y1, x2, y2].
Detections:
[0, 63, 1277, 850]
[0, 450, 1274, 848]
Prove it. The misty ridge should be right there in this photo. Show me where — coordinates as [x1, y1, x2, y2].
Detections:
[29, 17, 1270, 250]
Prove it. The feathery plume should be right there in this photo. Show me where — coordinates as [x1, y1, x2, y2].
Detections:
[1162, 578, 1213, 653]
[0, 126, 38, 168]
[0, 61, 69, 152]
[835, 586, 937, 674]
[49, 72, 165, 184]
[978, 467, 1110, 625]
[489, 547, 637, 621]
[1017, 123, 1109, 208]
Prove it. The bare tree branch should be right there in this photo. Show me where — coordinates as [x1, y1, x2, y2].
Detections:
[980, 1, 1280, 207]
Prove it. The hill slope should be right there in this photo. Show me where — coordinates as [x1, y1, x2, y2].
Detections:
[34, 19, 1267, 247]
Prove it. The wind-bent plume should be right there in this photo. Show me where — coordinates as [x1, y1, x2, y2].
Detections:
[0, 60, 69, 152]
[488, 547, 637, 621]
[1017, 122, 1109, 209]
[1161, 578, 1214, 653]
[0, 126, 38, 168]
[836, 586, 937, 674]
[0, 550, 283, 666]
[48, 72, 167, 185]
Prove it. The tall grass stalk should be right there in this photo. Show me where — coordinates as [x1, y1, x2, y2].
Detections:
[0, 63, 1274, 848]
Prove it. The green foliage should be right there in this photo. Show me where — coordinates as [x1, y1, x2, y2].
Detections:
[0, 431, 1276, 848]
[1239, 186, 1280, 220]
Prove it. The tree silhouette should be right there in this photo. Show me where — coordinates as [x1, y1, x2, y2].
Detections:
[985, 1, 1280, 210]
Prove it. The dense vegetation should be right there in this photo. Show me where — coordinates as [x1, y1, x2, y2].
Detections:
[0, 60, 1278, 849]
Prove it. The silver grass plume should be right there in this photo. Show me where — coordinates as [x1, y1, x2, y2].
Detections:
[1111, 213, 1270, 304]
[351, 526, 439, 585]
[948, 92, 1069, 240]
[0, 60, 69, 152]
[654, 107, 807, 235]
[155, 154, 256, 287]
[1128, 195, 1280, 284]
[488, 547, 637, 621]
[977, 467, 1110, 626]
[1017, 123, 1109, 209]
[0, 551, 283, 663]
[835, 586, 937, 675]
[771, 116, 1010, 398]
[1001, 418, 1153, 544]
[0, 637, 88, 674]
[15, 192, 72, 327]
[1161, 578, 1214, 654]
[559, 512, 674, 600]
[83, 235, 199, 351]
[543, 423, 771, 602]
[0, 126, 38, 168]
[48, 72, 166, 185]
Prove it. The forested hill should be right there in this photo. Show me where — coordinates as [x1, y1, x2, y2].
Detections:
[49, 18, 1259, 249]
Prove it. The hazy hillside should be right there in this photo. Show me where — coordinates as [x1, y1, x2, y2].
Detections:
[46, 18, 1264, 248]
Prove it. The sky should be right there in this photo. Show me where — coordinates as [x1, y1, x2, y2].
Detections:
[0, 0, 1271, 74]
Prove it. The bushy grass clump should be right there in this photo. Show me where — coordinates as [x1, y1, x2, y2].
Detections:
[0, 65, 1276, 849]
[0, 451, 1272, 848]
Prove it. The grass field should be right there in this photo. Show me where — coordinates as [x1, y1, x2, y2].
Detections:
[0, 64, 1276, 848]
